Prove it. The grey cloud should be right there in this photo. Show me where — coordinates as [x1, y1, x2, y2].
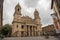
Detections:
[23, 0, 39, 7]
[21, 8, 34, 19]
[37, 4, 53, 26]
[3, 0, 25, 25]
[3, 0, 53, 26]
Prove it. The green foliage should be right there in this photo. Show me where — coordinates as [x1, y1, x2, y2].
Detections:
[1, 24, 11, 36]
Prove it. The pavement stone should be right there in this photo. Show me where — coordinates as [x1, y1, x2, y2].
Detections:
[2, 36, 60, 40]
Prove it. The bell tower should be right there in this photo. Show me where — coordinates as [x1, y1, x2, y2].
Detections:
[34, 9, 40, 19]
[34, 9, 41, 25]
[12, 3, 22, 36]
[15, 3, 21, 15]
[34, 9, 42, 35]
[0, 0, 4, 30]
[14, 3, 22, 19]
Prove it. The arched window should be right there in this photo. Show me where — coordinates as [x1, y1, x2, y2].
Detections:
[17, 25, 18, 28]
[18, 8, 19, 11]
[21, 25, 24, 29]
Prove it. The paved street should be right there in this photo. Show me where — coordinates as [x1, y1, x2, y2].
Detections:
[2, 36, 60, 40]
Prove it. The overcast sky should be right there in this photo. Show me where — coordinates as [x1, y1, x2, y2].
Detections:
[3, 0, 54, 27]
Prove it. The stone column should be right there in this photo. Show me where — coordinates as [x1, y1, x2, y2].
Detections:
[32, 26, 33, 36]
[30, 26, 31, 36]
[28, 26, 30, 36]
[35, 27, 36, 36]
[33, 26, 35, 36]
[27, 25, 28, 36]
[31, 26, 32, 36]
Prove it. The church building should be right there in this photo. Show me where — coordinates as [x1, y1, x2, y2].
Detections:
[11, 3, 42, 37]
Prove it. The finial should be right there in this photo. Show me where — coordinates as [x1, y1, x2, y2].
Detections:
[17, 3, 20, 5]
[15, 2, 21, 9]
[35, 8, 37, 11]
[35, 8, 37, 10]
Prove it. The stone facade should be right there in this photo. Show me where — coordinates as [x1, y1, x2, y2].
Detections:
[0, 0, 4, 30]
[42, 24, 56, 36]
[11, 3, 42, 37]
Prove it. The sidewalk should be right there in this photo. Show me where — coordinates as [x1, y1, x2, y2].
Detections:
[2, 36, 60, 40]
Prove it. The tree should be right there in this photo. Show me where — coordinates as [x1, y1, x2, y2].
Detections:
[1, 24, 12, 37]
